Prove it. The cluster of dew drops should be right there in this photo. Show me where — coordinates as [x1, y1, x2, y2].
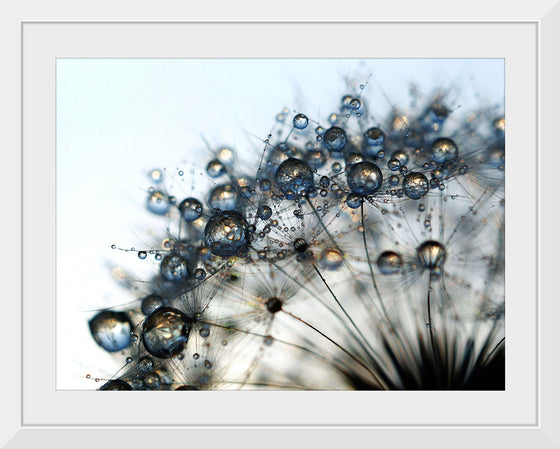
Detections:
[87, 76, 505, 391]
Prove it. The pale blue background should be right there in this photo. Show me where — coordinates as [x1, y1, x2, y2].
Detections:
[56, 58, 504, 389]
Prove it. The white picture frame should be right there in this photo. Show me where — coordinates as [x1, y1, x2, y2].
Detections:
[2, 1, 559, 447]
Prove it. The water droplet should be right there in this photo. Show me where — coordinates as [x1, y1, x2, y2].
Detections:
[257, 205, 272, 220]
[138, 250, 147, 259]
[111, 244, 116, 249]
[275, 158, 314, 196]
[203, 210, 249, 257]
[146, 191, 170, 215]
[387, 158, 400, 171]
[194, 268, 206, 280]
[204, 360, 213, 369]
[141, 307, 191, 359]
[143, 372, 161, 389]
[178, 170, 184, 176]
[178, 198, 203, 222]
[89, 311, 132, 353]
[264, 336, 274, 345]
[323, 127, 347, 152]
[364, 127, 384, 146]
[259, 178, 272, 191]
[320, 247, 344, 270]
[99, 379, 132, 390]
[346, 193, 362, 209]
[149, 169, 164, 184]
[208, 184, 239, 211]
[377, 251, 403, 274]
[345, 152, 364, 166]
[346, 162, 383, 196]
[125, 356, 133, 364]
[389, 175, 399, 186]
[293, 113, 309, 129]
[304, 150, 327, 169]
[199, 327, 210, 338]
[431, 138, 458, 164]
[160, 254, 189, 282]
[350, 98, 361, 110]
[331, 162, 342, 173]
[206, 159, 226, 178]
[141, 294, 167, 316]
[402, 173, 429, 200]
[416, 240, 446, 270]
[138, 356, 154, 373]
[216, 147, 235, 166]
[193, 353, 200, 360]
[155, 253, 162, 261]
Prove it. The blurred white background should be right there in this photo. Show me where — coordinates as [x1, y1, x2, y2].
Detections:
[56, 58, 504, 389]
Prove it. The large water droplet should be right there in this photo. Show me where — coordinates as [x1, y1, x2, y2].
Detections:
[431, 138, 458, 164]
[402, 172, 429, 200]
[203, 210, 249, 257]
[208, 184, 239, 211]
[364, 127, 384, 146]
[257, 205, 272, 220]
[160, 254, 189, 282]
[323, 126, 347, 152]
[141, 307, 191, 359]
[206, 159, 226, 178]
[141, 294, 166, 316]
[416, 240, 446, 270]
[346, 161, 383, 195]
[178, 198, 203, 222]
[275, 158, 314, 196]
[320, 247, 344, 270]
[293, 113, 309, 129]
[146, 191, 170, 215]
[89, 311, 132, 353]
[377, 251, 403, 274]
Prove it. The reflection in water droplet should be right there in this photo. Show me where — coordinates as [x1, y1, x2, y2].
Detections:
[402, 173, 429, 200]
[208, 184, 239, 211]
[320, 247, 344, 270]
[275, 158, 314, 196]
[89, 311, 132, 353]
[431, 138, 458, 164]
[160, 254, 189, 282]
[178, 198, 203, 222]
[416, 240, 446, 270]
[346, 162, 383, 195]
[377, 251, 403, 274]
[203, 210, 249, 257]
[147, 191, 170, 215]
[293, 113, 309, 129]
[206, 159, 226, 178]
[323, 127, 347, 152]
[142, 307, 191, 359]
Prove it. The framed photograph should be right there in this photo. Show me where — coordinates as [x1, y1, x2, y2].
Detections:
[3, 1, 559, 448]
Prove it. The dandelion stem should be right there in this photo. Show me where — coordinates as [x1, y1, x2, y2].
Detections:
[360, 200, 391, 322]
